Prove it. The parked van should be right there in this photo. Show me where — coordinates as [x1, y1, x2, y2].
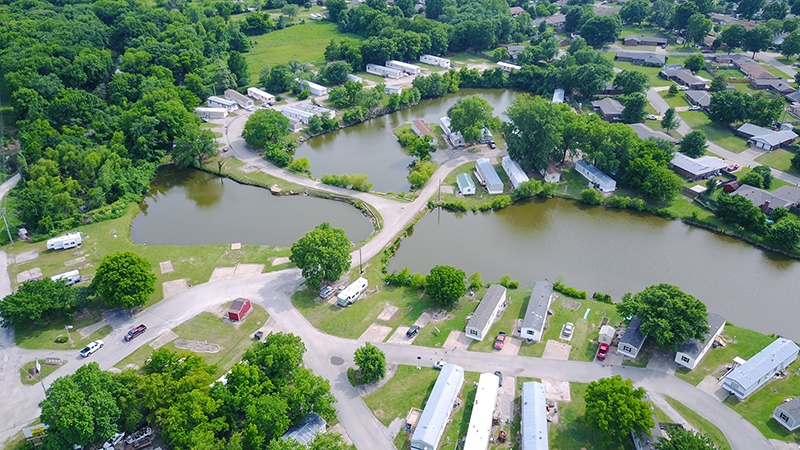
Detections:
[336, 277, 368, 307]
[46, 232, 82, 250]
[50, 270, 81, 286]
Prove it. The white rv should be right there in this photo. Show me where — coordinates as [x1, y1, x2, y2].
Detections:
[46, 232, 82, 251]
[51, 270, 81, 286]
[337, 277, 369, 307]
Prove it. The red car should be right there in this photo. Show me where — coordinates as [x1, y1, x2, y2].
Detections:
[125, 324, 147, 341]
[494, 332, 506, 350]
[596, 343, 610, 360]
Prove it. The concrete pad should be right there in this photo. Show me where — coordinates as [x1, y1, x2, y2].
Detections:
[697, 376, 730, 402]
[209, 267, 236, 281]
[497, 337, 521, 356]
[647, 349, 677, 375]
[159, 260, 174, 274]
[771, 439, 799, 450]
[443, 330, 472, 351]
[358, 323, 393, 343]
[231, 242, 242, 250]
[233, 263, 264, 277]
[542, 378, 571, 402]
[15, 268, 42, 283]
[542, 340, 571, 360]
[64, 256, 86, 266]
[603, 350, 624, 366]
[414, 312, 432, 328]
[329, 424, 353, 446]
[387, 326, 419, 345]
[271, 256, 290, 266]
[149, 330, 178, 349]
[377, 304, 400, 322]
[162, 279, 189, 298]
[10, 250, 38, 264]
[496, 376, 516, 422]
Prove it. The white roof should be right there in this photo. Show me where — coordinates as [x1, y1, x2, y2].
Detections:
[521, 381, 548, 450]
[387, 60, 421, 70]
[725, 338, 800, 391]
[305, 80, 326, 91]
[497, 61, 522, 70]
[671, 152, 725, 176]
[502, 156, 529, 187]
[337, 277, 367, 301]
[411, 364, 465, 450]
[282, 107, 315, 118]
[476, 158, 503, 188]
[463, 373, 500, 450]
[207, 96, 237, 107]
[247, 87, 274, 99]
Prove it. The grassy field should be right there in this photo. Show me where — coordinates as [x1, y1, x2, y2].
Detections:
[363, 364, 440, 427]
[755, 148, 797, 172]
[659, 91, 690, 108]
[219, 157, 305, 191]
[674, 324, 775, 386]
[666, 397, 732, 450]
[605, 55, 673, 87]
[677, 111, 750, 153]
[13, 298, 114, 350]
[20, 360, 64, 385]
[114, 305, 268, 378]
[549, 382, 635, 449]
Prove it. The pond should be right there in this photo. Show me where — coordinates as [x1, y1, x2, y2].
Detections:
[130, 166, 374, 246]
[294, 89, 521, 193]
[388, 199, 800, 340]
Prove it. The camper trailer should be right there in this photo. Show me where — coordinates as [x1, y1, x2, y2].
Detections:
[50, 270, 81, 286]
[337, 277, 369, 307]
[46, 232, 82, 251]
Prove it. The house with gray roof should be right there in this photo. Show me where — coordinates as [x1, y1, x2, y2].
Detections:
[465, 284, 507, 342]
[521, 381, 548, 450]
[774, 397, 800, 431]
[674, 313, 726, 370]
[615, 51, 666, 67]
[722, 338, 799, 400]
[750, 78, 796, 96]
[737, 123, 798, 150]
[684, 90, 711, 109]
[629, 123, 677, 143]
[739, 63, 780, 80]
[731, 185, 800, 214]
[411, 364, 465, 450]
[282, 413, 327, 446]
[617, 316, 647, 359]
[520, 281, 553, 343]
[591, 98, 625, 121]
[623, 35, 668, 46]
[659, 69, 706, 89]
[670, 153, 727, 180]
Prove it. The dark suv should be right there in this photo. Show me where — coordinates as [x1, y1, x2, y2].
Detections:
[124, 324, 147, 341]
[406, 325, 420, 337]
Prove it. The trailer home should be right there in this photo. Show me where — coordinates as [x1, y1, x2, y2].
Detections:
[366, 64, 402, 79]
[294, 103, 336, 119]
[50, 270, 81, 286]
[246, 87, 275, 105]
[386, 60, 422, 75]
[419, 54, 451, 69]
[281, 107, 316, 124]
[194, 107, 228, 120]
[305, 81, 328, 96]
[337, 277, 369, 307]
[207, 96, 239, 112]
[347, 74, 363, 84]
[46, 232, 82, 251]
[225, 89, 255, 111]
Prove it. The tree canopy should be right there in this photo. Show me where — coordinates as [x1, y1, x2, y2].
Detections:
[290, 223, 352, 289]
[0, 278, 78, 328]
[654, 427, 720, 450]
[618, 284, 710, 351]
[584, 375, 654, 447]
[91, 251, 156, 310]
[354, 343, 386, 383]
[425, 265, 466, 307]
[447, 96, 498, 143]
[680, 130, 707, 158]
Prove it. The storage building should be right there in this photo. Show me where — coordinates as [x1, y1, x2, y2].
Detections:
[440, 116, 465, 147]
[520, 281, 553, 342]
[281, 107, 316, 124]
[475, 158, 503, 194]
[598, 325, 616, 345]
[194, 107, 228, 120]
[282, 413, 327, 446]
[552, 88, 565, 104]
[420, 54, 451, 69]
[207, 96, 239, 112]
[457, 173, 476, 196]
[674, 313, 726, 370]
[521, 381, 548, 450]
[295, 103, 335, 120]
[617, 316, 647, 359]
[228, 298, 252, 321]
[502, 156, 529, 189]
[46, 232, 82, 251]
[463, 373, 500, 450]
[225, 89, 255, 111]
[540, 162, 561, 183]
[385, 85, 403, 95]
[366, 64, 402, 79]
[347, 74, 363, 84]
[288, 118, 304, 132]
[411, 119, 438, 146]
[50, 270, 81, 286]
[575, 160, 616, 192]
[465, 284, 507, 341]
[411, 364, 465, 450]
[386, 60, 422, 75]
[722, 338, 800, 400]
[774, 397, 800, 432]
[497, 61, 522, 73]
[246, 87, 275, 105]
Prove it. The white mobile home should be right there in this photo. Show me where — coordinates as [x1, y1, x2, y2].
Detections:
[246, 87, 275, 105]
[281, 413, 327, 445]
[674, 313, 726, 370]
[194, 107, 228, 120]
[225, 89, 255, 111]
[520, 281, 553, 342]
[50, 270, 81, 286]
[419, 54, 451, 69]
[774, 397, 800, 431]
[502, 156, 529, 189]
[207, 96, 239, 112]
[386, 60, 422, 75]
[463, 373, 500, 450]
[294, 103, 335, 120]
[465, 285, 507, 341]
[457, 173, 476, 196]
[410, 364, 465, 450]
[46, 232, 82, 251]
[347, 74, 363, 84]
[336, 277, 368, 307]
[440, 116, 465, 147]
[552, 88, 565, 104]
[305, 81, 328, 96]
[575, 159, 616, 192]
[366, 64, 402, 79]
[385, 85, 403, 95]
[521, 381, 549, 450]
[723, 338, 800, 400]
[475, 158, 503, 195]
[281, 107, 316, 124]
[497, 61, 522, 73]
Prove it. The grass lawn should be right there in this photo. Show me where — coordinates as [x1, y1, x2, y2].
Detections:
[666, 397, 732, 450]
[755, 148, 797, 172]
[13, 299, 114, 350]
[114, 306, 269, 377]
[363, 364, 440, 427]
[20, 360, 64, 385]
[659, 91, 690, 108]
[438, 160, 514, 210]
[218, 157, 305, 192]
[723, 358, 800, 442]
[549, 382, 633, 449]
[677, 111, 750, 153]
[733, 167, 795, 191]
[674, 324, 775, 386]
[449, 52, 496, 67]
[604, 53, 672, 87]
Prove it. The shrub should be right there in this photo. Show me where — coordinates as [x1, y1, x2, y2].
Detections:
[54, 335, 68, 344]
[629, 198, 646, 211]
[491, 195, 512, 210]
[321, 173, 372, 192]
[467, 272, 484, 291]
[441, 200, 468, 212]
[385, 268, 412, 286]
[553, 280, 587, 299]
[408, 161, 437, 189]
[496, 274, 520, 289]
[297, 89, 310, 100]
[265, 147, 292, 167]
[410, 272, 427, 289]
[540, 182, 557, 197]
[592, 292, 613, 304]
[579, 188, 604, 205]
[605, 196, 630, 209]
[288, 157, 311, 174]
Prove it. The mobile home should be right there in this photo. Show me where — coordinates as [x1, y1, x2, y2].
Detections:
[366, 64, 402, 79]
[294, 103, 335, 120]
[502, 156, 529, 189]
[246, 87, 275, 105]
[281, 107, 316, 124]
[46, 232, 82, 251]
[305, 81, 328, 96]
[419, 54, 451, 69]
[475, 158, 503, 194]
[456, 173, 476, 196]
[207, 96, 239, 112]
[575, 160, 616, 192]
[385, 85, 403, 95]
[225, 89, 255, 111]
[194, 107, 228, 120]
[552, 88, 565, 104]
[440, 116, 465, 147]
[386, 60, 422, 75]
[50, 270, 81, 286]
[347, 74, 363, 84]
[497, 61, 522, 73]
[337, 277, 369, 307]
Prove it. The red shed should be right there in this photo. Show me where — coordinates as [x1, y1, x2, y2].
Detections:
[722, 181, 741, 194]
[228, 298, 252, 321]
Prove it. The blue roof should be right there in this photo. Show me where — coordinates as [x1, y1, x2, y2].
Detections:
[476, 158, 502, 187]
[726, 338, 799, 391]
[521, 382, 548, 450]
[576, 160, 615, 184]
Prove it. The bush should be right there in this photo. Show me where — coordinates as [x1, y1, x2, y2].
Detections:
[553, 280, 587, 299]
[592, 292, 613, 304]
[491, 195, 512, 210]
[580, 188, 604, 205]
[288, 157, 311, 174]
[321, 173, 372, 192]
[441, 200, 468, 212]
[410, 272, 427, 289]
[385, 268, 412, 286]
[297, 89, 310, 100]
[265, 147, 292, 167]
[54, 335, 68, 344]
[540, 182, 557, 197]
[408, 161, 437, 189]
[496, 274, 519, 289]
[605, 196, 630, 209]
[467, 272, 484, 291]
[629, 198, 646, 211]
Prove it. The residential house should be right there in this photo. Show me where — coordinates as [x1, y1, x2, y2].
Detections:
[722, 338, 800, 400]
[194, 107, 228, 120]
[532, 14, 566, 30]
[386, 60, 422, 75]
[617, 316, 647, 359]
[749, 78, 796, 96]
[739, 63, 780, 80]
[670, 153, 727, 180]
[440, 116, 465, 147]
[497, 61, 522, 73]
[282, 413, 327, 446]
[684, 90, 712, 110]
[521, 382, 549, 450]
[510, 6, 525, 16]
[736, 123, 798, 150]
[207, 96, 239, 112]
[410, 364, 465, 450]
[712, 53, 755, 68]
[575, 159, 617, 192]
[411, 119, 438, 146]
[457, 173, 476, 196]
[711, 13, 738, 26]
[463, 373, 501, 450]
[594, 4, 621, 16]
[600, 81, 624, 96]
[730, 185, 800, 214]
[629, 123, 677, 143]
[659, 69, 707, 89]
[790, 102, 800, 119]
[475, 158, 504, 194]
[674, 313, 726, 370]
[225, 89, 255, 110]
[540, 162, 561, 183]
[502, 156, 530, 189]
[281, 107, 315, 124]
[303, 81, 328, 96]
[465, 285, 507, 341]
[774, 397, 800, 432]
[614, 51, 666, 67]
[591, 98, 625, 121]
[623, 35, 668, 46]
[520, 281, 554, 342]
[507, 45, 525, 61]
[784, 90, 800, 104]
[347, 74, 363, 84]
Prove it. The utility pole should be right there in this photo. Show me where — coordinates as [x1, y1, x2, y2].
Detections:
[359, 247, 363, 274]
[438, 178, 441, 201]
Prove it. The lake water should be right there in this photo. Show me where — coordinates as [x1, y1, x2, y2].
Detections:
[130, 166, 374, 246]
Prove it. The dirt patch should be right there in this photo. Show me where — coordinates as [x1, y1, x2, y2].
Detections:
[209, 267, 236, 281]
[271, 256, 290, 266]
[159, 260, 174, 274]
[16, 268, 42, 283]
[174, 339, 221, 353]
[359, 323, 393, 342]
[162, 279, 189, 298]
[377, 304, 400, 322]
[561, 299, 581, 311]
[542, 378, 571, 402]
[542, 340, 571, 360]
[149, 330, 179, 349]
[427, 309, 453, 323]
[443, 330, 472, 351]
[10, 250, 39, 265]
[64, 256, 86, 266]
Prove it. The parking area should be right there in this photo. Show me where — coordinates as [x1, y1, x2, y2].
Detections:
[542, 378, 571, 402]
[359, 323, 393, 342]
[496, 375, 516, 423]
[386, 326, 419, 345]
[443, 330, 472, 351]
[496, 336, 521, 356]
[542, 340, 572, 360]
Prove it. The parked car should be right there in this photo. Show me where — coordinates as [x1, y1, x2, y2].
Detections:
[494, 370, 503, 387]
[80, 339, 104, 357]
[254, 331, 264, 341]
[433, 360, 446, 370]
[677, 85, 689, 91]
[488, 141, 497, 149]
[406, 325, 420, 338]
[494, 332, 506, 350]
[319, 286, 334, 299]
[124, 324, 147, 341]
[563, 323, 574, 338]
[688, 105, 702, 111]
[597, 343, 610, 360]
[102, 432, 125, 450]
[646, 114, 657, 120]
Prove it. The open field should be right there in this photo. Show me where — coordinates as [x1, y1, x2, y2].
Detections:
[549, 382, 634, 449]
[666, 397, 732, 450]
[13, 299, 114, 350]
[363, 365, 440, 427]
[678, 111, 750, 153]
[659, 91, 690, 108]
[755, 148, 797, 172]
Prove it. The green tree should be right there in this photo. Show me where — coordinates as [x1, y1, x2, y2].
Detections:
[684, 54, 706, 73]
[290, 223, 352, 289]
[708, 90, 751, 125]
[228, 51, 249, 87]
[0, 278, 77, 327]
[649, 0, 674, 29]
[584, 375, 654, 447]
[505, 94, 569, 171]
[425, 265, 466, 307]
[743, 24, 773, 57]
[768, 219, 800, 251]
[320, 61, 351, 85]
[288, 157, 311, 174]
[354, 343, 386, 383]
[749, 94, 785, 126]
[793, 151, 800, 172]
[243, 109, 291, 148]
[326, 0, 347, 21]
[709, 74, 727, 92]
[580, 15, 622, 47]
[680, 130, 707, 158]
[737, 0, 764, 19]
[92, 251, 156, 310]
[265, 64, 293, 93]
[661, 107, 679, 134]
[716, 193, 768, 232]
[621, 93, 647, 124]
[752, 165, 773, 189]
[671, 1, 698, 29]
[467, 272, 484, 290]
[740, 171, 764, 188]
[613, 70, 649, 95]
[580, 188, 604, 204]
[668, 83, 679, 95]
[172, 125, 217, 168]
[447, 96, 497, 143]
[720, 24, 747, 53]
[654, 422, 719, 449]
[620, 0, 649, 26]
[782, 29, 800, 57]
[281, 4, 299, 19]
[687, 13, 713, 47]
[618, 284, 710, 351]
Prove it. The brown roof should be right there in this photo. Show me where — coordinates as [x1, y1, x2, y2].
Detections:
[510, 6, 525, 15]
[412, 119, 434, 137]
[739, 63, 779, 80]
[230, 298, 249, 311]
